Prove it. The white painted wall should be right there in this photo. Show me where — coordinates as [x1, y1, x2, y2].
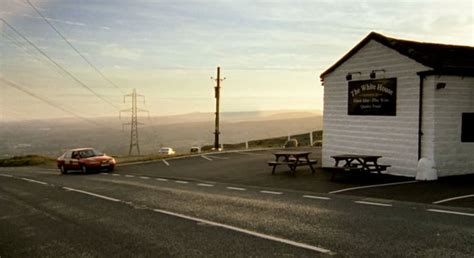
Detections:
[430, 75, 474, 176]
[322, 40, 429, 177]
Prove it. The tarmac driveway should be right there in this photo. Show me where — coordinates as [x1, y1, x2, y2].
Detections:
[117, 147, 474, 209]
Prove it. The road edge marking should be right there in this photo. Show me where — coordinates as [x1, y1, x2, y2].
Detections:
[20, 177, 48, 185]
[201, 155, 213, 161]
[226, 186, 246, 191]
[260, 190, 283, 195]
[432, 194, 474, 204]
[427, 209, 474, 217]
[354, 201, 392, 207]
[152, 207, 334, 255]
[62, 187, 121, 202]
[303, 195, 330, 200]
[329, 180, 418, 194]
[163, 160, 170, 166]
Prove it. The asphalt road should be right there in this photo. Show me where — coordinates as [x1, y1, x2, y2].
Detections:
[1, 149, 473, 257]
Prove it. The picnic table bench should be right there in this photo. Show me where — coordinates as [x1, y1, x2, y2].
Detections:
[268, 151, 317, 175]
[325, 154, 391, 181]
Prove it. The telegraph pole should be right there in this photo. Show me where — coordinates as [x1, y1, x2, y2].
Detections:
[120, 89, 148, 155]
[211, 67, 225, 150]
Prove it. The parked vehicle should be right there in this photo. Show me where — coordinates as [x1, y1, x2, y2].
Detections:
[57, 148, 116, 174]
[159, 147, 176, 155]
[190, 146, 201, 153]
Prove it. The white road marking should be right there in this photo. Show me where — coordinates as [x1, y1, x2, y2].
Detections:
[329, 181, 418, 194]
[54, 185, 333, 254]
[197, 183, 214, 187]
[101, 172, 110, 175]
[0, 174, 13, 178]
[226, 186, 246, 191]
[62, 187, 121, 202]
[125, 175, 135, 178]
[175, 180, 189, 184]
[427, 209, 474, 217]
[156, 178, 169, 182]
[303, 195, 331, 200]
[163, 160, 170, 166]
[112, 174, 120, 176]
[354, 201, 392, 207]
[20, 177, 48, 185]
[201, 155, 213, 161]
[152, 207, 334, 254]
[260, 190, 283, 195]
[139, 176, 150, 179]
[433, 194, 474, 204]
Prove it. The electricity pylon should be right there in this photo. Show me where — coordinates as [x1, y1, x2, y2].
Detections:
[120, 89, 149, 155]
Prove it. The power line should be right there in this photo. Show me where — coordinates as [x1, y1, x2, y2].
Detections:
[0, 77, 104, 127]
[0, 18, 120, 110]
[25, 0, 125, 94]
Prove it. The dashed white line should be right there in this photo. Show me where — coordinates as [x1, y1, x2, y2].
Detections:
[139, 176, 150, 179]
[427, 209, 474, 217]
[201, 155, 213, 161]
[20, 177, 48, 185]
[433, 194, 474, 204]
[175, 180, 189, 184]
[112, 174, 120, 176]
[163, 160, 170, 166]
[63, 187, 121, 202]
[0, 174, 13, 178]
[101, 172, 110, 175]
[156, 178, 169, 182]
[303, 195, 331, 200]
[226, 186, 246, 191]
[329, 180, 418, 194]
[152, 207, 333, 255]
[354, 201, 392, 207]
[260, 190, 283, 195]
[125, 175, 135, 178]
[197, 183, 214, 187]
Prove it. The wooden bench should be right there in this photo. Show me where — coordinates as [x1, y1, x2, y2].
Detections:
[267, 160, 317, 175]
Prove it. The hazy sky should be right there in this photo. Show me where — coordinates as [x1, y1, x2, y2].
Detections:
[1, 0, 473, 121]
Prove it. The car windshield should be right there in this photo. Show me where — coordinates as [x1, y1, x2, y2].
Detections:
[79, 149, 103, 158]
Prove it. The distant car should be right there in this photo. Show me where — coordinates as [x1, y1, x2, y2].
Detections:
[57, 148, 116, 174]
[190, 146, 201, 153]
[159, 147, 176, 155]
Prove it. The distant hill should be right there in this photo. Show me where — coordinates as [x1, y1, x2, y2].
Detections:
[0, 110, 322, 157]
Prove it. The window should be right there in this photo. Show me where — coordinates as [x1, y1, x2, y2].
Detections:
[461, 113, 474, 142]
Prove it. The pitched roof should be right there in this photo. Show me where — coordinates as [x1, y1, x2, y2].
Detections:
[320, 32, 474, 79]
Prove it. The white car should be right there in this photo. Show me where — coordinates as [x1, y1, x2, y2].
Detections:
[159, 147, 176, 155]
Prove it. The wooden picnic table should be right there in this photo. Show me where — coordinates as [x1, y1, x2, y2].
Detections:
[328, 154, 391, 180]
[268, 151, 317, 175]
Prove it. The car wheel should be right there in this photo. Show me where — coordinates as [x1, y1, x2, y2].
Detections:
[81, 165, 88, 174]
[107, 166, 114, 172]
[60, 165, 67, 175]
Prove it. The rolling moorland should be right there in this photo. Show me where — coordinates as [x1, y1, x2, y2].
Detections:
[1, 110, 322, 157]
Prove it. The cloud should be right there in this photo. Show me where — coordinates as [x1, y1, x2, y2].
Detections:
[101, 44, 143, 60]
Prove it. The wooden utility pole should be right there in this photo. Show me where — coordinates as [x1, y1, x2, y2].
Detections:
[211, 67, 225, 150]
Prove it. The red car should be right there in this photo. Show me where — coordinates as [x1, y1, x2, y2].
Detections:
[57, 148, 116, 174]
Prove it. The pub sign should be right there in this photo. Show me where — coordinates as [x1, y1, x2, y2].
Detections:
[348, 78, 397, 116]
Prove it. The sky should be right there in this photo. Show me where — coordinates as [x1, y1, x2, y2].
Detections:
[1, 0, 473, 121]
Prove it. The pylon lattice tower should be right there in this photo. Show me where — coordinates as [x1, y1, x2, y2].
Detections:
[120, 89, 148, 155]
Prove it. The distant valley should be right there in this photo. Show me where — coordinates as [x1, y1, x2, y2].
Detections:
[0, 110, 322, 157]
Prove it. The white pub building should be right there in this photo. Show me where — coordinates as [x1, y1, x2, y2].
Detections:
[320, 32, 473, 180]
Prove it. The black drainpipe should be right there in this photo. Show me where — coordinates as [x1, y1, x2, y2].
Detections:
[417, 73, 425, 160]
